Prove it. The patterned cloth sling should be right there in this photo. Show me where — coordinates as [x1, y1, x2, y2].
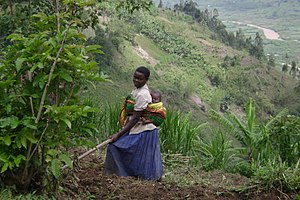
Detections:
[119, 94, 167, 127]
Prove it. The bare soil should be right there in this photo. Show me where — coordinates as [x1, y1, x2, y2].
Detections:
[59, 148, 297, 200]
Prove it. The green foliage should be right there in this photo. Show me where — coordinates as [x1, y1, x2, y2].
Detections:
[0, 0, 109, 192]
[209, 99, 260, 162]
[268, 115, 300, 165]
[74, 97, 121, 143]
[131, 12, 204, 63]
[207, 98, 300, 192]
[221, 55, 241, 69]
[253, 158, 300, 192]
[249, 32, 265, 60]
[232, 161, 256, 178]
[116, 0, 153, 14]
[173, 1, 260, 57]
[160, 110, 206, 155]
[210, 99, 292, 164]
[198, 129, 237, 171]
[0, 188, 47, 200]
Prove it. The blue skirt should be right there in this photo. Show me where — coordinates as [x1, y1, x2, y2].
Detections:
[105, 128, 163, 180]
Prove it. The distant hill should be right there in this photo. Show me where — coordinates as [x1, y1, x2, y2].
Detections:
[153, 0, 300, 64]
[86, 3, 300, 123]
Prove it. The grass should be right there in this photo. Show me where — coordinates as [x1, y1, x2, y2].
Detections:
[135, 35, 172, 63]
[162, 153, 250, 189]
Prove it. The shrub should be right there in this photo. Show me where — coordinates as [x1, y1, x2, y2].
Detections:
[0, 0, 108, 192]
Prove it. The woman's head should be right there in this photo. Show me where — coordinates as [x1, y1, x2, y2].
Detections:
[133, 66, 150, 88]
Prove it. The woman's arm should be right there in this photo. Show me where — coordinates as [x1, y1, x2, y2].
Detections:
[110, 110, 143, 142]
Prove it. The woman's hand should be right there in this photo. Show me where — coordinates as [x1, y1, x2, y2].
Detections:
[109, 133, 121, 143]
[109, 110, 143, 144]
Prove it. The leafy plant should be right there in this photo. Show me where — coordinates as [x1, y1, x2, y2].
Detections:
[198, 129, 238, 171]
[268, 115, 300, 165]
[160, 110, 206, 155]
[253, 157, 300, 192]
[209, 98, 289, 165]
[0, 0, 109, 192]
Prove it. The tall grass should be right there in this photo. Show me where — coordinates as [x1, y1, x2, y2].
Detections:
[75, 98, 205, 156]
[95, 102, 122, 141]
[73, 97, 121, 144]
[197, 129, 239, 171]
[160, 110, 207, 155]
[253, 158, 300, 192]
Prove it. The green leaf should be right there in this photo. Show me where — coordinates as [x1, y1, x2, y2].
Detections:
[59, 154, 73, 168]
[82, 128, 92, 135]
[62, 118, 72, 129]
[47, 149, 58, 156]
[85, 45, 103, 54]
[51, 158, 61, 179]
[5, 104, 11, 113]
[0, 153, 8, 162]
[14, 155, 26, 167]
[59, 71, 73, 82]
[0, 116, 19, 129]
[20, 135, 27, 148]
[1, 163, 9, 173]
[30, 62, 44, 73]
[48, 38, 57, 47]
[33, 73, 47, 89]
[1, 136, 11, 146]
[15, 58, 27, 72]
[22, 118, 37, 130]
[7, 33, 23, 41]
[25, 132, 38, 143]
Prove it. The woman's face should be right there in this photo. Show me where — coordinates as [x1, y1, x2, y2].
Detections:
[133, 71, 147, 88]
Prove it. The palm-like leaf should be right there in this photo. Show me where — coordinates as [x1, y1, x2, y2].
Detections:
[210, 99, 264, 162]
[265, 108, 289, 130]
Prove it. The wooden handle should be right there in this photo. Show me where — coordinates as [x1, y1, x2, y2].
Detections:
[61, 138, 112, 170]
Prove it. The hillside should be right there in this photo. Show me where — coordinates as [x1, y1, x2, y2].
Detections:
[86, 6, 299, 122]
[153, 0, 300, 65]
[1, 1, 300, 199]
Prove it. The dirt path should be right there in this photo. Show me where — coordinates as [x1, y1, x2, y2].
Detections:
[227, 21, 282, 40]
[133, 46, 159, 66]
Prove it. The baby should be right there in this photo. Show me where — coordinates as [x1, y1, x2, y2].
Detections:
[141, 91, 165, 126]
[150, 91, 162, 103]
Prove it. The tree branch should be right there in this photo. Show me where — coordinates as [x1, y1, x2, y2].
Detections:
[35, 26, 70, 124]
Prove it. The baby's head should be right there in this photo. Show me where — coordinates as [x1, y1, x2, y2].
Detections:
[151, 91, 161, 103]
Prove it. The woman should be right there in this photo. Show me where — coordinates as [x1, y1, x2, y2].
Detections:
[105, 66, 163, 181]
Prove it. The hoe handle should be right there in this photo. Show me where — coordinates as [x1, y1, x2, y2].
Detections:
[61, 138, 112, 170]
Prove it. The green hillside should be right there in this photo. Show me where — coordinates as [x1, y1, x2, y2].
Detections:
[1, 1, 300, 198]
[86, 5, 299, 122]
[153, 0, 300, 65]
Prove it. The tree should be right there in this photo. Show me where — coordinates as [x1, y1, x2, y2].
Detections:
[282, 63, 289, 72]
[249, 32, 264, 60]
[267, 53, 276, 68]
[116, 0, 153, 14]
[0, 0, 109, 192]
[290, 61, 297, 78]
[0, 0, 154, 193]
[158, 0, 163, 8]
